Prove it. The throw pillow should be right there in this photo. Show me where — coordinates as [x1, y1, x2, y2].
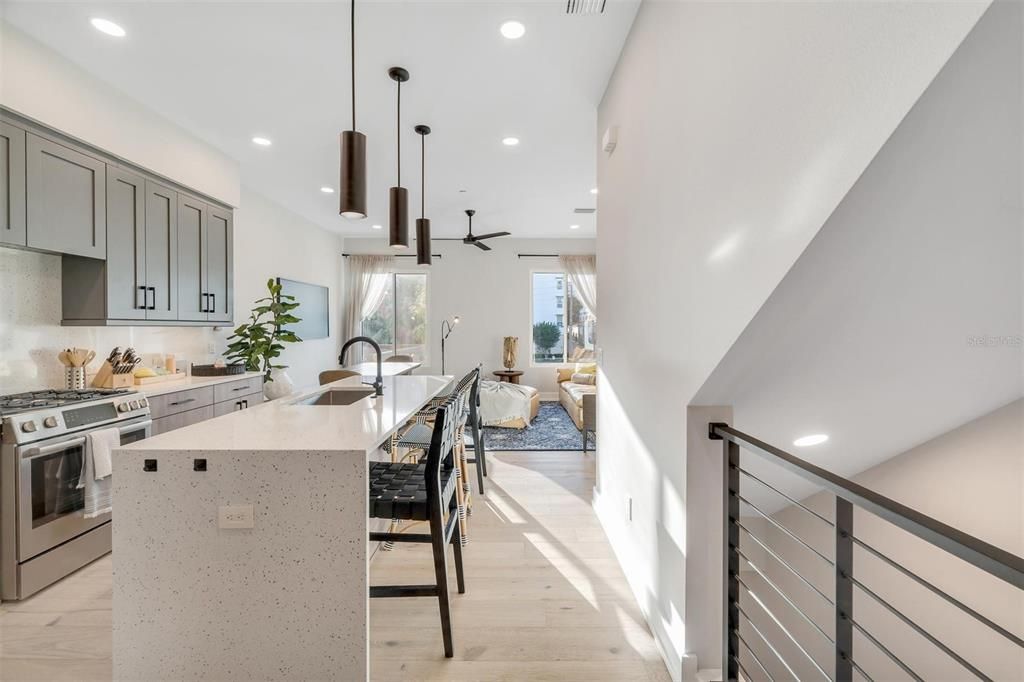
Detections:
[575, 363, 598, 375]
[571, 372, 596, 385]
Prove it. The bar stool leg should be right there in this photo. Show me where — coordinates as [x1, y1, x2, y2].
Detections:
[450, 497, 466, 594]
[429, 505, 454, 658]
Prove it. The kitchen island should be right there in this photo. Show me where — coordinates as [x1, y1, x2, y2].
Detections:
[112, 373, 452, 681]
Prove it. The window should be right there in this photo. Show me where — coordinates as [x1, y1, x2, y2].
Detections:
[361, 273, 428, 363]
[531, 272, 596, 364]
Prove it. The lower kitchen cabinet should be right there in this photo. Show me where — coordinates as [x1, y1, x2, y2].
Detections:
[148, 376, 263, 436]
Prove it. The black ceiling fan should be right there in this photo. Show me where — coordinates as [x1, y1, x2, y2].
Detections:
[462, 209, 510, 251]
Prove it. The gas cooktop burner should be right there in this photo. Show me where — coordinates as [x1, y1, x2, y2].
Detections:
[0, 388, 135, 414]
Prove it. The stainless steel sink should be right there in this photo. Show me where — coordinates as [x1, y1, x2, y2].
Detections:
[292, 388, 375, 406]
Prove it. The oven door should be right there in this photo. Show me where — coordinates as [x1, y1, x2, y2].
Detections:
[16, 418, 151, 562]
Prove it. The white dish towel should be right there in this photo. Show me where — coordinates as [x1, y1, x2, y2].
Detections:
[77, 427, 119, 518]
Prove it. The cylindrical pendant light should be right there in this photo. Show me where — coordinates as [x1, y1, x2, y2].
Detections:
[388, 67, 410, 249]
[414, 124, 432, 265]
[339, 0, 366, 219]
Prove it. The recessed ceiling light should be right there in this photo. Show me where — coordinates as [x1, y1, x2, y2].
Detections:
[590, 188, 599, 195]
[90, 18, 126, 37]
[320, 187, 335, 194]
[794, 434, 829, 447]
[251, 136, 272, 147]
[371, 224, 383, 230]
[502, 137, 520, 146]
[569, 224, 580, 230]
[500, 21, 526, 40]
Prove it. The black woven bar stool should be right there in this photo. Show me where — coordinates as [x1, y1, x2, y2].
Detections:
[369, 394, 465, 658]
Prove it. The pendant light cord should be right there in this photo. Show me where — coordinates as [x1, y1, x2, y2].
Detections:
[350, 0, 356, 130]
[396, 79, 401, 186]
[421, 133, 425, 218]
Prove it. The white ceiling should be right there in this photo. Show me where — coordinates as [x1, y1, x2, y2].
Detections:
[2, 0, 639, 238]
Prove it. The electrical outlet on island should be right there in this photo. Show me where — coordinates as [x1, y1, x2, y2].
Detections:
[218, 504, 255, 529]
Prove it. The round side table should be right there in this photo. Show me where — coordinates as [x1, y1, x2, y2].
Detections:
[493, 370, 524, 384]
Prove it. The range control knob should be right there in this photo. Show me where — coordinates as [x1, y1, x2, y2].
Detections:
[43, 416, 58, 428]
[118, 403, 130, 413]
[21, 421, 37, 433]
[129, 400, 140, 410]
[138, 397, 149, 408]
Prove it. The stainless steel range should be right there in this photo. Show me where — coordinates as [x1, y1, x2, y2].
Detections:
[1, 388, 151, 600]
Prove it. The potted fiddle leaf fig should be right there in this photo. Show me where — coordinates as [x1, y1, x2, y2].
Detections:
[224, 279, 302, 382]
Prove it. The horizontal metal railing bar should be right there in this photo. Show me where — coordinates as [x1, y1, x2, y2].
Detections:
[739, 466, 835, 527]
[737, 547, 835, 646]
[736, 520, 835, 606]
[712, 424, 1024, 589]
[851, 576, 991, 681]
[852, 535, 1024, 648]
[737, 632, 776, 682]
[738, 575, 833, 681]
[737, 492, 836, 566]
[737, 602, 800, 680]
[848, 617, 923, 681]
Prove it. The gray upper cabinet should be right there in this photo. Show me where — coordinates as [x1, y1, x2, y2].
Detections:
[105, 167, 147, 320]
[1, 109, 234, 327]
[177, 194, 208, 321]
[144, 180, 178, 320]
[0, 121, 27, 247]
[206, 205, 233, 323]
[26, 133, 106, 259]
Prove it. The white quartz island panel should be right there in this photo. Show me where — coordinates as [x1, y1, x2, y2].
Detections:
[112, 374, 451, 681]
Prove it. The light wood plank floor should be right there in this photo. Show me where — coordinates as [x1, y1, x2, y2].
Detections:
[0, 451, 670, 681]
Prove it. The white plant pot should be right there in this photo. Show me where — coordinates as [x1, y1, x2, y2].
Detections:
[263, 369, 295, 400]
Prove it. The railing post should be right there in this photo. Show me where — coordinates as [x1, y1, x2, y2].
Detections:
[723, 437, 740, 681]
[835, 497, 854, 681]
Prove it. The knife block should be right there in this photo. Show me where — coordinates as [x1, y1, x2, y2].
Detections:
[91, 361, 135, 389]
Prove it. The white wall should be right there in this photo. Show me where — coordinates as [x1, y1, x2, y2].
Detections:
[228, 189, 344, 390]
[595, 1, 988, 677]
[0, 22, 239, 207]
[341, 237, 595, 395]
[742, 399, 1023, 681]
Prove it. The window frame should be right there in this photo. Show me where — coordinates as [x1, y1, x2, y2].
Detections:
[360, 269, 430, 364]
[528, 269, 596, 368]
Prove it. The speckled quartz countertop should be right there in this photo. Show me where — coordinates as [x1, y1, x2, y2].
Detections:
[125, 373, 453, 453]
[137, 371, 264, 397]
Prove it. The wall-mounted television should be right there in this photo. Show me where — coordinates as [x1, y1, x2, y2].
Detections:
[277, 278, 329, 340]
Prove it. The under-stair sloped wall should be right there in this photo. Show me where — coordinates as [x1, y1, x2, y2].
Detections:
[596, 0, 1001, 677]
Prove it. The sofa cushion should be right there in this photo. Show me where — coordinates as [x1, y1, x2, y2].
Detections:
[562, 381, 597, 407]
[571, 372, 596, 385]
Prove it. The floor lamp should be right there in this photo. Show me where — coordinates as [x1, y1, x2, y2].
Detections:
[440, 316, 460, 375]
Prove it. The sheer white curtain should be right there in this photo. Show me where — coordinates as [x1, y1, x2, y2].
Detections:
[343, 255, 394, 356]
[559, 254, 597, 317]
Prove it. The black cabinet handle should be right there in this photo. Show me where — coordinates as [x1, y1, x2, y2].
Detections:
[201, 292, 209, 313]
[169, 397, 197, 406]
[147, 287, 156, 310]
[242, 399, 248, 409]
[235, 401, 242, 411]
[210, 293, 216, 313]
[136, 285, 147, 310]
[232, 386, 248, 392]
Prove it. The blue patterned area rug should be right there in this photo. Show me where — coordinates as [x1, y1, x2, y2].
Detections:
[476, 401, 594, 452]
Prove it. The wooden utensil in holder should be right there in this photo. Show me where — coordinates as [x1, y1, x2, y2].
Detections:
[91, 361, 135, 389]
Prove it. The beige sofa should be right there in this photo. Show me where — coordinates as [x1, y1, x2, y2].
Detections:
[557, 366, 597, 430]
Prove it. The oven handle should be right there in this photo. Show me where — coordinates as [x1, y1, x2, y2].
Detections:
[21, 420, 152, 461]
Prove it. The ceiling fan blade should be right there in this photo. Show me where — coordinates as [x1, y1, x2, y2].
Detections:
[473, 231, 511, 241]
[473, 241, 492, 251]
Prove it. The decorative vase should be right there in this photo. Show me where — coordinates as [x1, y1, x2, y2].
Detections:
[263, 369, 295, 400]
[502, 336, 518, 370]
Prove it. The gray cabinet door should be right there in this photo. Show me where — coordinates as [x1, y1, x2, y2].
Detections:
[26, 133, 106, 259]
[206, 205, 233, 323]
[144, 180, 178, 320]
[0, 122, 26, 247]
[105, 167, 146, 320]
[177, 194, 207, 321]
